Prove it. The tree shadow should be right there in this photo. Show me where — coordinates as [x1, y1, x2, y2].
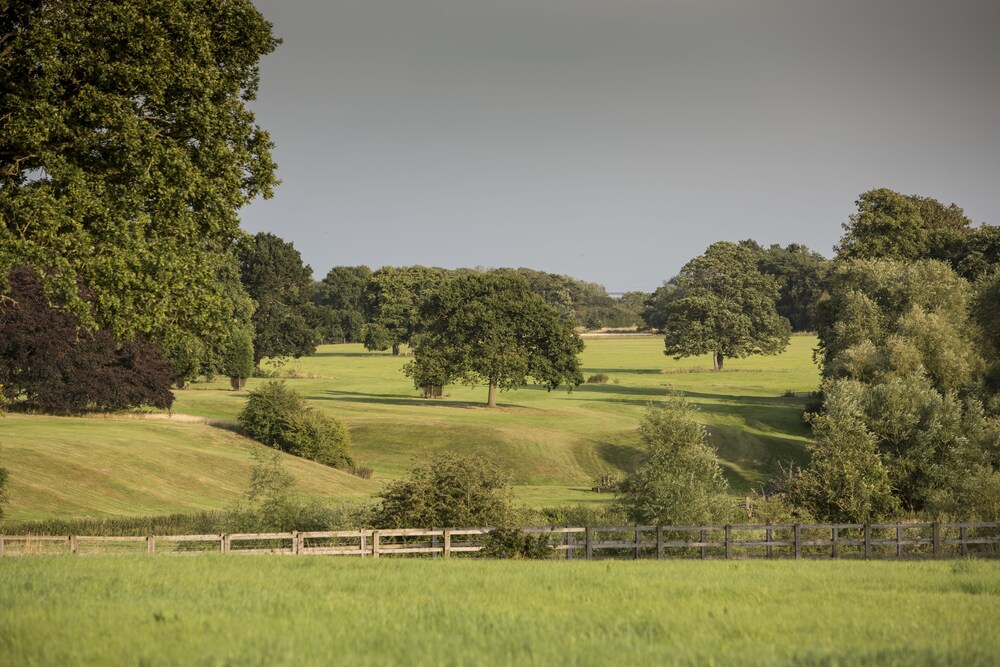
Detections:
[595, 441, 644, 473]
[315, 389, 536, 411]
[581, 368, 665, 375]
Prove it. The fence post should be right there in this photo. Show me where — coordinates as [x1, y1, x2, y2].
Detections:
[443, 530, 452, 559]
[765, 526, 773, 559]
[700, 528, 707, 560]
[585, 526, 593, 561]
[431, 533, 438, 559]
[725, 525, 732, 560]
[221, 534, 229, 554]
[635, 527, 642, 560]
[896, 525, 904, 559]
[147, 535, 155, 555]
[372, 530, 380, 559]
[864, 524, 872, 560]
[292, 531, 300, 555]
[793, 524, 801, 560]
[360, 531, 367, 558]
[960, 526, 968, 557]
[831, 526, 839, 560]
[1, 537, 5, 557]
[656, 526, 664, 561]
[70, 535, 78, 555]
[566, 531, 573, 561]
[932, 522, 941, 559]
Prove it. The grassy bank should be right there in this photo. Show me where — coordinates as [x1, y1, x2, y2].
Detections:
[1, 557, 997, 665]
[1, 335, 820, 523]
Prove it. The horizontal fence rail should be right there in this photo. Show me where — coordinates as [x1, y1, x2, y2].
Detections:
[2, 522, 998, 560]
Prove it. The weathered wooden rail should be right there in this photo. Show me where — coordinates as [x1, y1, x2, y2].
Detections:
[2, 522, 997, 559]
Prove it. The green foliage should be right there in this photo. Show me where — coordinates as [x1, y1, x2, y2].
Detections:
[238, 381, 352, 468]
[481, 527, 554, 560]
[616, 399, 732, 525]
[514, 268, 641, 329]
[221, 325, 255, 381]
[0, 0, 277, 376]
[836, 188, 973, 264]
[0, 268, 175, 411]
[740, 240, 830, 332]
[313, 266, 373, 343]
[816, 259, 982, 394]
[237, 233, 319, 365]
[640, 281, 680, 330]
[586, 373, 610, 384]
[373, 453, 515, 528]
[662, 242, 791, 369]
[787, 380, 900, 523]
[406, 271, 584, 406]
[364, 266, 448, 355]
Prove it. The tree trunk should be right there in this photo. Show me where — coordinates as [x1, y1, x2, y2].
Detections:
[391, 342, 400, 356]
[487, 380, 498, 408]
[714, 351, 724, 371]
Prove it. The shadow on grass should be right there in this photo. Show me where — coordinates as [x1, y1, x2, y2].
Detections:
[580, 368, 665, 376]
[315, 390, 539, 411]
[595, 441, 643, 473]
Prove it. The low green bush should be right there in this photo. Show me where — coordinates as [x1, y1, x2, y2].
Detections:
[586, 373, 610, 384]
[238, 381, 353, 468]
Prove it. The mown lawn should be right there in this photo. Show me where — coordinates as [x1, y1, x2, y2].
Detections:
[1, 556, 997, 665]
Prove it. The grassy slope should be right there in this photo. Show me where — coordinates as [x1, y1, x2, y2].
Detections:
[0, 415, 379, 522]
[1, 557, 998, 665]
[1, 335, 820, 522]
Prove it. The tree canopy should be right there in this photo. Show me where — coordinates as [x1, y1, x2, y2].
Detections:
[313, 265, 373, 343]
[362, 266, 447, 356]
[237, 232, 317, 366]
[0, 0, 278, 374]
[406, 271, 584, 407]
[661, 242, 790, 370]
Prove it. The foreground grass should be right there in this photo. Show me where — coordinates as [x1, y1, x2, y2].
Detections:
[1, 557, 998, 665]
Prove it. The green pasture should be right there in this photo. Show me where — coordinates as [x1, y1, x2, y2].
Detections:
[1, 556, 998, 665]
[0, 335, 820, 523]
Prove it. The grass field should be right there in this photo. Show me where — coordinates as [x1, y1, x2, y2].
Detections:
[0, 335, 820, 523]
[1, 556, 998, 665]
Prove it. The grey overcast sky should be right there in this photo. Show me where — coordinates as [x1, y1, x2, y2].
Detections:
[240, 0, 1000, 292]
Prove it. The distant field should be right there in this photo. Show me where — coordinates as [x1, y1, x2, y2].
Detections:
[0, 335, 820, 522]
[1, 556, 997, 665]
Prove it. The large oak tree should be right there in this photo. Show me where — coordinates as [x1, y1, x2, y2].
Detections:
[406, 271, 584, 408]
[0, 0, 277, 374]
[661, 242, 790, 370]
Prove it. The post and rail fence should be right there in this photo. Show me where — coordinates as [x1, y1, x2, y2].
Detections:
[1, 522, 997, 560]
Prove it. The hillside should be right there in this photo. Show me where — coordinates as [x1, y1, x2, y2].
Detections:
[1, 335, 820, 523]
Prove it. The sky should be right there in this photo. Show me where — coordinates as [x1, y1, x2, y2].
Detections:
[240, 0, 1000, 292]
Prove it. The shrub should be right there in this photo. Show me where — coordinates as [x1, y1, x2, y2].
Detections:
[349, 466, 374, 480]
[238, 381, 353, 469]
[481, 527, 554, 560]
[591, 472, 622, 493]
[586, 373, 610, 384]
[616, 398, 733, 526]
[372, 453, 514, 528]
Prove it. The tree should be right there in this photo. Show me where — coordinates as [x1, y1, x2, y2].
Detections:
[787, 380, 899, 523]
[640, 281, 681, 330]
[363, 266, 447, 355]
[616, 399, 731, 526]
[406, 271, 584, 408]
[836, 189, 973, 264]
[741, 241, 830, 332]
[313, 266, 373, 343]
[0, 267, 174, 411]
[372, 453, 514, 528]
[661, 242, 790, 370]
[237, 233, 318, 366]
[0, 0, 277, 375]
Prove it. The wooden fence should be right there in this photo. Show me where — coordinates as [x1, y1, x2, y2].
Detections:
[2, 522, 998, 560]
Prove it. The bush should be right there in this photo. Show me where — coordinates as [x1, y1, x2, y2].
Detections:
[372, 453, 514, 528]
[586, 373, 610, 384]
[238, 381, 353, 468]
[349, 466, 374, 480]
[481, 527, 554, 560]
[616, 398, 733, 526]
